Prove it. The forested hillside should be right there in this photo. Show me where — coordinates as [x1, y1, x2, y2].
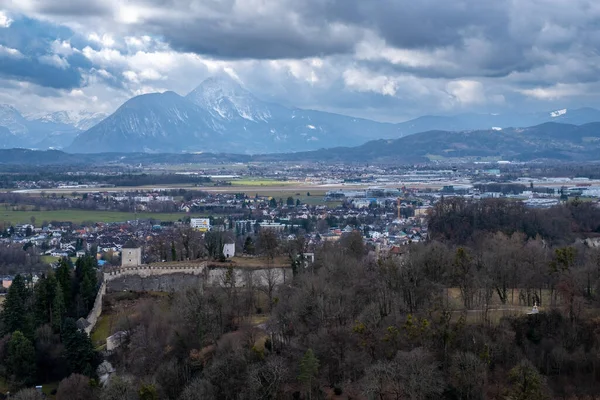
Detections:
[2, 201, 600, 399]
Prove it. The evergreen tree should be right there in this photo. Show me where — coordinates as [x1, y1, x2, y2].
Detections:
[171, 241, 177, 261]
[61, 318, 99, 377]
[243, 236, 255, 255]
[1, 275, 30, 336]
[33, 274, 57, 327]
[74, 256, 98, 316]
[298, 348, 320, 400]
[56, 258, 72, 310]
[52, 282, 66, 332]
[6, 331, 36, 387]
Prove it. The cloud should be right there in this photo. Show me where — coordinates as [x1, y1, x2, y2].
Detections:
[3, 0, 600, 122]
[0, 44, 23, 58]
[39, 54, 70, 69]
[0, 11, 13, 27]
[517, 83, 592, 100]
[445, 80, 487, 105]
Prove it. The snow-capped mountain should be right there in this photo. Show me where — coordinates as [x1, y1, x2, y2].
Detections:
[28, 110, 108, 130]
[0, 105, 29, 136]
[185, 76, 274, 122]
[0, 105, 106, 149]
[67, 76, 600, 154]
[6, 75, 600, 154]
[68, 91, 218, 153]
[68, 76, 402, 153]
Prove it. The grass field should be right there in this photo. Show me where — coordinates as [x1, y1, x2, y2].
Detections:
[228, 178, 298, 186]
[40, 256, 78, 265]
[205, 255, 290, 268]
[0, 208, 187, 226]
[91, 314, 112, 348]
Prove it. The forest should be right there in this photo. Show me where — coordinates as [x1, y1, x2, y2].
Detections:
[1, 199, 600, 399]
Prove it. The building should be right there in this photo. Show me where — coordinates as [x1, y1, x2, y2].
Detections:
[223, 243, 235, 258]
[191, 218, 211, 231]
[122, 246, 142, 267]
[2, 276, 13, 289]
[259, 222, 286, 231]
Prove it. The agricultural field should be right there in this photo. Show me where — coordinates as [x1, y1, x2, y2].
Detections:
[0, 208, 187, 227]
[227, 178, 297, 186]
[40, 256, 78, 265]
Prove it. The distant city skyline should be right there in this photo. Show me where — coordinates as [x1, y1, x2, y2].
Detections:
[1, 1, 600, 123]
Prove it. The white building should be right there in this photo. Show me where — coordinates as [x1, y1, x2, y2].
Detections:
[223, 243, 235, 258]
[122, 247, 142, 267]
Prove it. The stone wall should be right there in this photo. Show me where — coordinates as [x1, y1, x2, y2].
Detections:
[206, 267, 292, 288]
[106, 272, 205, 292]
[84, 280, 106, 335]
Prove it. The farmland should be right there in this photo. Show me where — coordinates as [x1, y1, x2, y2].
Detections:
[0, 208, 188, 227]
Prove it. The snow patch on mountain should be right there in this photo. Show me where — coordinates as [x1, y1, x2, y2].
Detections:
[27, 110, 108, 130]
[185, 76, 272, 123]
[0, 104, 29, 135]
[550, 109, 567, 118]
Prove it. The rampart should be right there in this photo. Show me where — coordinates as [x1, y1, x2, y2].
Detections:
[104, 262, 207, 292]
[87, 261, 291, 336]
[206, 266, 292, 288]
[84, 280, 106, 335]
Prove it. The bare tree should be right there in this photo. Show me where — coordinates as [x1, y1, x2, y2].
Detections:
[57, 374, 99, 400]
[257, 229, 279, 262]
[258, 268, 282, 312]
[449, 352, 487, 400]
[11, 389, 44, 400]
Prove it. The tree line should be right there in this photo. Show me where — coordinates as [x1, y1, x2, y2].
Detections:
[0, 256, 100, 392]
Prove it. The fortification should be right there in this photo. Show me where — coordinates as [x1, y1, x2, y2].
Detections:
[121, 247, 142, 267]
[104, 262, 207, 292]
[84, 280, 106, 335]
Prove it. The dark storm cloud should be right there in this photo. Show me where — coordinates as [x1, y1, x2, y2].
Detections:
[0, 56, 83, 89]
[0, 16, 86, 88]
[25, 0, 112, 17]
[6, 0, 600, 78]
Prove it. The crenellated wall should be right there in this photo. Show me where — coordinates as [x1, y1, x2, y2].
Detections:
[104, 262, 208, 292]
[206, 267, 292, 288]
[87, 262, 291, 336]
[84, 280, 106, 335]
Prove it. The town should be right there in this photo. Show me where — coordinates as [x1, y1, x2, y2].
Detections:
[1, 160, 600, 399]
[2, 160, 600, 285]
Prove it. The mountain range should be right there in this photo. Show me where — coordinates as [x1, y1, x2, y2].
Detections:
[2, 121, 600, 164]
[2, 75, 600, 154]
[0, 105, 107, 149]
[68, 76, 402, 153]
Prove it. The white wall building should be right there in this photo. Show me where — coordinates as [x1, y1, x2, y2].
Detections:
[223, 243, 235, 258]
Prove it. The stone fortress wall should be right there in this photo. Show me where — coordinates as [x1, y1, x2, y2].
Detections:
[84, 251, 293, 335]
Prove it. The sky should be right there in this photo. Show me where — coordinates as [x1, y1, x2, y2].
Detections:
[1, 0, 600, 122]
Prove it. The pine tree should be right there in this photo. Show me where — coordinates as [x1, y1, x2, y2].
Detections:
[55, 258, 72, 310]
[34, 274, 58, 327]
[52, 282, 66, 332]
[6, 331, 36, 387]
[74, 256, 98, 316]
[61, 318, 99, 377]
[298, 348, 320, 400]
[1, 275, 30, 336]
